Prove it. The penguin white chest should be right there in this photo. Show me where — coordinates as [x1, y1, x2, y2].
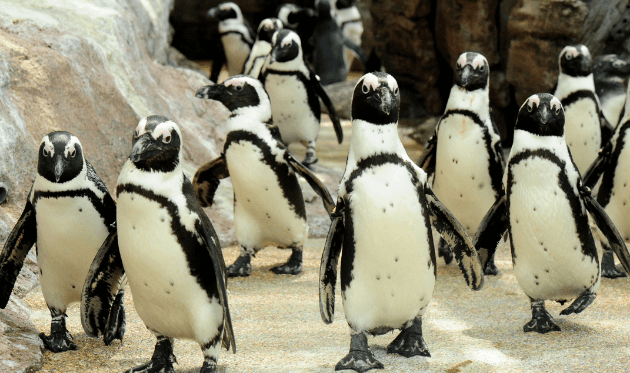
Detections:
[602, 130, 630, 239]
[602, 94, 626, 127]
[564, 99, 601, 173]
[35, 195, 109, 311]
[342, 163, 435, 332]
[509, 158, 599, 301]
[221, 33, 250, 76]
[225, 140, 308, 249]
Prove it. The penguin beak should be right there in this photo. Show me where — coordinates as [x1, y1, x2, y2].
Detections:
[459, 65, 474, 88]
[196, 84, 226, 101]
[54, 155, 65, 182]
[539, 105, 550, 124]
[269, 51, 277, 64]
[377, 86, 393, 116]
[130, 135, 161, 163]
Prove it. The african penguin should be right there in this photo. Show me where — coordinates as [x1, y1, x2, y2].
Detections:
[208, 2, 254, 81]
[475, 93, 630, 333]
[193, 76, 334, 278]
[275, 3, 317, 62]
[242, 18, 283, 79]
[319, 72, 484, 372]
[0, 131, 125, 352]
[334, 0, 364, 68]
[83, 116, 235, 372]
[554, 44, 610, 174]
[419, 52, 505, 275]
[260, 29, 343, 167]
[593, 54, 630, 128]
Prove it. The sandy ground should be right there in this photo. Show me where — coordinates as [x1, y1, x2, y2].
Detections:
[23, 120, 630, 372]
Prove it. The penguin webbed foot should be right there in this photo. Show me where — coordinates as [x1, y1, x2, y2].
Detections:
[560, 292, 596, 315]
[126, 338, 176, 373]
[335, 332, 383, 372]
[301, 146, 318, 169]
[270, 249, 302, 275]
[227, 253, 252, 278]
[601, 250, 628, 279]
[523, 300, 560, 334]
[103, 290, 126, 345]
[39, 331, 78, 353]
[438, 238, 453, 265]
[387, 317, 430, 358]
[199, 360, 217, 373]
[484, 257, 499, 276]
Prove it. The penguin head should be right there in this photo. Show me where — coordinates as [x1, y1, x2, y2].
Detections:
[592, 54, 630, 80]
[336, 0, 356, 10]
[38, 131, 85, 183]
[559, 45, 591, 77]
[196, 75, 270, 117]
[269, 29, 302, 64]
[515, 93, 565, 137]
[257, 18, 283, 44]
[277, 4, 315, 29]
[454, 52, 489, 91]
[130, 116, 182, 173]
[352, 72, 401, 125]
[315, 0, 334, 20]
[208, 2, 242, 22]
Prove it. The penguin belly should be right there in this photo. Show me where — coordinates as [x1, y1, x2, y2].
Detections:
[564, 99, 601, 173]
[509, 158, 600, 301]
[601, 129, 630, 241]
[265, 73, 320, 144]
[35, 196, 109, 311]
[342, 164, 434, 332]
[117, 192, 223, 344]
[221, 33, 250, 76]
[226, 140, 308, 249]
[602, 94, 626, 128]
[433, 114, 498, 235]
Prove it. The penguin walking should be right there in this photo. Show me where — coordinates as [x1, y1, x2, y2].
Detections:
[593, 54, 630, 128]
[242, 18, 283, 79]
[82, 116, 235, 372]
[554, 45, 612, 174]
[260, 29, 343, 167]
[0, 131, 125, 352]
[208, 2, 254, 82]
[417, 52, 505, 275]
[319, 72, 484, 372]
[475, 94, 630, 333]
[194, 75, 334, 277]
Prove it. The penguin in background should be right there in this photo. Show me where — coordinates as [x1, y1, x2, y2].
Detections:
[554, 44, 613, 174]
[417, 52, 504, 275]
[333, 0, 364, 68]
[320, 72, 484, 372]
[475, 93, 630, 333]
[242, 18, 283, 79]
[593, 54, 630, 128]
[275, 3, 317, 62]
[0, 131, 125, 352]
[207, 2, 255, 83]
[82, 116, 235, 372]
[260, 29, 343, 167]
[194, 75, 334, 277]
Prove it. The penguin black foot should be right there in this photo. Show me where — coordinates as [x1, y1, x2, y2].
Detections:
[200, 359, 218, 372]
[560, 291, 596, 315]
[126, 337, 176, 373]
[484, 259, 499, 276]
[270, 248, 302, 275]
[104, 290, 126, 345]
[601, 250, 627, 279]
[387, 317, 430, 358]
[302, 145, 318, 169]
[40, 311, 77, 352]
[227, 254, 252, 277]
[438, 238, 453, 265]
[335, 332, 383, 372]
[523, 300, 560, 334]
[302, 156, 319, 169]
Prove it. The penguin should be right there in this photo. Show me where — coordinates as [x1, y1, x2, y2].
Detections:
[260, 29, 343, 167]
[82, 116, 235, 372]
[334, 0, 364, 68]
[207, 2, 254, 82]
[319, 72, 484, 372]
[275, 3, 317, 62]
[194, 75, 334, 277]
[553, 44, 613, 174]
[593, 54, 630, 128]
[0, 131, 125, 352]
[475, 93, 630, 333]
[417, 52, 505, 275]
[242, 18, 283, 79]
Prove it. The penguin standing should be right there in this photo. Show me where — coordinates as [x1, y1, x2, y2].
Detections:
[334, 0, 363, 67]
[242, 18, 283, 79]
[0, 131, 125, 352]
[593, 54, 630, 128]
[260, 29, 343, 167]
[418, 52, 504, 275]
[208, 2, 254, 82]
[194, 75, 334, 277]
[475, 94, 630, 333]
[275, 3, 317, 62]
[320, 72, 484, 371]
[83, 116, 235, 372]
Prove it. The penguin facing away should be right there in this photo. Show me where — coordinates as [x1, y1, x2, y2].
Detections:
[82, 116, 235, 372]
[260, 29, 343, 167]
[193, 75, 334, 277]
[320, 72, 484, 372]
[243, 18, 283, 79]
[475, 93, 630, 333]
[418, 52, 505, 276]
[0, 131, 125, 352]
[592, 54, 630, 128]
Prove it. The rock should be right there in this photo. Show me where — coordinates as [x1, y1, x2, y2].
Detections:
[322, 80, 356, 120]
[0, 296, 43, 373]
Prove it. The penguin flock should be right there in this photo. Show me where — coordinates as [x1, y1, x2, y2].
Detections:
[3, 1, 630, 372]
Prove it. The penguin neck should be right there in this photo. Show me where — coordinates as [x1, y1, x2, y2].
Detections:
[33, 159, 88, 193]
[554, 73, 595, 100]
[348, 119, 406, 161]
[227, 106, 273, 134]
[117, 154, 184, 193]
[445, 85, 490, 119]
[265, 57, 308, 75]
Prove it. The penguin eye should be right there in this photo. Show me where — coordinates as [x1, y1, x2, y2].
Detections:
[393, 86, 399, 95]
[134, 130, 139, 138]
[555, 107, 561, 115]
[479, 65, 485, 71]
[163, 135, 172, 144]
[235, 84, 243, 91]
[362, 84, 369, 94]
[43, 148, 50, 157]
[70, 149, 76, 158]
[566, 54, 573, 60]
[527, 104, 533, 113]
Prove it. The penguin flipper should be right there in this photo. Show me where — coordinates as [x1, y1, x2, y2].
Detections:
[285, 153, 334, 216]
[473, 194, 508, 269]
[600, 109, 614, 146]
[342, 37, 368, 67]
[192, 156, 230, 208]
[583, 140, 613, 189]
[81, 230, 125, 338]
[0, 200, 36, 309]
[310, 69, 344, 144]
[489, 109, 506, 171]
[417, 134, 437, 176]
[319, 199, 345, 324]
[424, 186, 484, 291]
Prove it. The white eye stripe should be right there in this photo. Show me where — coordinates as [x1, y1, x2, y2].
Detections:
[526, 94, 541, 112]
[457, 54, 467, 68]
[42, 137, 55, 157]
